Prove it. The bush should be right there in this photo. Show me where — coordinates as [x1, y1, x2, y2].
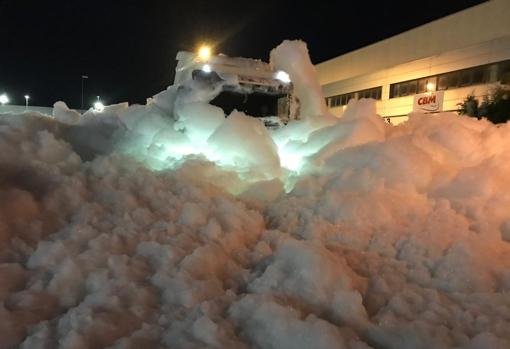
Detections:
[458, 86, 510, 124]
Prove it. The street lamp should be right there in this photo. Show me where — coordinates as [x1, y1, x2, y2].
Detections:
[0, 94, 8, 105]
[94, 96, 104, 112]
[24, 95, 30, 109]
[81, 75, 88, 110]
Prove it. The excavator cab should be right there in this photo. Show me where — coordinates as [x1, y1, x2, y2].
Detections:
[174, 48, 297, 128]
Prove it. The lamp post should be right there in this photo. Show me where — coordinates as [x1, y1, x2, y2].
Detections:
[81, 75, 88, 110]
[24, 95, 30, 109]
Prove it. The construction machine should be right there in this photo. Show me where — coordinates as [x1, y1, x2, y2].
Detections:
[173, 46, 298, 128]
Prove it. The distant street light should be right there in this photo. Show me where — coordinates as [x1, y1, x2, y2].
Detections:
[24, 95, 30, 109]
[94, 96, 104, 112]
[0, 94, 9, 105]
[81, 75, 88, 110]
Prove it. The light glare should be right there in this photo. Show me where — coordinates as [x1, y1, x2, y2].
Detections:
[0, 94, 9, 105]
[202, 64, 212, 73]
[275, 70, 291, 83]
[198, 45, 212, 61]
[94, 101, 105, 112]
[426, 82, 435, 91]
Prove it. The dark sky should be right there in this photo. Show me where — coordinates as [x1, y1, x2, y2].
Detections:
[0, 0, 486, 108]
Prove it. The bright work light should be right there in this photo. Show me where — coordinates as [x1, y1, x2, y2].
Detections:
[202, 64, 212, 73]
[275, 70, 291, 83]
[198, 45, 212, 61]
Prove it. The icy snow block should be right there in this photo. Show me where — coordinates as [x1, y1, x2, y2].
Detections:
[207, 111, 281, 180]
[309, 103, 387, 167]
[342, 98, 379, 121]
[173, 78, 225, 106]
[174, 102, 225, 144]
[80, 102, 129, 126]
[53, 101, 80, 124]
[152, 85, 178, 115]
[129, 111, 175, 138]
[270, 40, 328, 118]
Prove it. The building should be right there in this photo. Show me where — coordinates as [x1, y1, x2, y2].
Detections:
[315, 0, 510, 124]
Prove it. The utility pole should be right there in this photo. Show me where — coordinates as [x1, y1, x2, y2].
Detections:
[81, 75, 88, 110]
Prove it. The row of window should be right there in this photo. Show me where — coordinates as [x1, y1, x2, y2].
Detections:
[326, 59, 510, 105]
[327, 86, 382, 107]
[390, 59, 510, 98]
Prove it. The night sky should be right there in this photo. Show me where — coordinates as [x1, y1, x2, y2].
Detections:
[0, 0, 486, 108]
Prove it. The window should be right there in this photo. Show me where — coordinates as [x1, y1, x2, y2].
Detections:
[472, 67, 485, 84]
[459, 70, 472, 86]
[435, 62, 506, 92]
[327, 87, 381, 108]
[408, 81, 417, 95]
[499, 60, 510, 84]
[390, 84, 399, 98]
[357, 87, 381, 100]
[438, 75, 448, 91]
[391, 60, 510, 97]
[327, 92, 356, 107]
[390, 79, 422, 98]
[417, 77, 437, 93]
[370, 87, 382, 99]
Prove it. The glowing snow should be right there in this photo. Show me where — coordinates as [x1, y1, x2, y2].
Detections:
[0, 40, 510, 349]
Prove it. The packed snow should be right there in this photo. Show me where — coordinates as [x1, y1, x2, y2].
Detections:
[0, 41, 510, 349]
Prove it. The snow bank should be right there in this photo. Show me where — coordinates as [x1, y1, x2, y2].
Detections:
[0, 40, 510, 349]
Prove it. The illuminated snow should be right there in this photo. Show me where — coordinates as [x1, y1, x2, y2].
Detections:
[0, 40, 510, 349]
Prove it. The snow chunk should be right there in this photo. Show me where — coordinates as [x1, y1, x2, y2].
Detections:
[207, 111, 281, 180]
[53, 101, 80, 124]
[270, 40, 328, 118]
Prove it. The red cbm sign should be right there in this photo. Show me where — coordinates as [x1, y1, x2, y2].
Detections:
[413, 91, 444, 112]
[418, 95, 436, 105]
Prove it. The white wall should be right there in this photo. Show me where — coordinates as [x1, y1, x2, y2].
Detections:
[323, 35, 510, 119]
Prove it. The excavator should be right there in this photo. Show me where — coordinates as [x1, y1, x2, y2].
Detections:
[173, 45, 299, 128]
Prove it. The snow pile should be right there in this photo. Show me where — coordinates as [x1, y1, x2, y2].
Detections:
[0, 40, 510, 349]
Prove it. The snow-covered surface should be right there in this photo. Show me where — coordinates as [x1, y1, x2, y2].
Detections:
[1, 41, 510, 349]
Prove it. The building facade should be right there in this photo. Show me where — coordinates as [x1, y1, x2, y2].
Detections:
[315, 0, 510, 124]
